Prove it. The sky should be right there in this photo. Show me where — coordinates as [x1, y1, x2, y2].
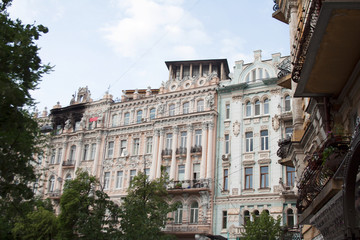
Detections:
[8, 0, 290, 112]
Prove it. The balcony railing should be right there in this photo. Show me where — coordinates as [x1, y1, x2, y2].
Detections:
[162, 149, 172, 156]
[168, 179, 210, 190]
[297, 135, 349, 212]
[48, 189, 61, 199]
[176, 147, 187, 155]
[291, 0, 322, 83]
[62, 160, 75, 167]
[277, 137, 292, 159]
[190, 146, 202, 154]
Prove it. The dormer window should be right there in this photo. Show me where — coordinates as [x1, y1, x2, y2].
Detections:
[245, 68, 270, 82]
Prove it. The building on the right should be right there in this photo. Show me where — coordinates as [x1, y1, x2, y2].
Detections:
[273, 0, 360, 239]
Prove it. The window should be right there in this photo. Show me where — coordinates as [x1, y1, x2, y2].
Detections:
[287, 209, 294, 227]
[112, 114, 118, 127]
[50, 149, 56, 164]
[74, 121, 81, 131]
[253, 210, 260, 219]
[174, 203, 183, 224]
[260, 166, 269, 188]
[190, 202, 199, 223]
[245, 167, 253, 189]
[261, 130, 269, 150]
[226, 104, 230, 119]
[49, 176, 55, 192]
[286, 166, 295, 187]
[183, 66, 190, 77]
[245, 74, 250, 83]
[245, 132, 253, 152]
[183, 102, 189, 114]
[120, 140, 127, 156]
[136, 110, 143, 123]
[83, 144, 89, 161]
[145, 168, 150, 178]
[222, 211, 228, 229]
[69, 145, 76, 161]
[193, 163, 200, 180]
[255, 100, 260, 115]
[178, 165, 185, 181]
[166, 133, 173, 150]
[180, 132, 187, 148]
[129, 170, 136, 185]
[175, 66, 180, 78]
[193, 65, 199, 77]
[258, 68, 263, 79]
[146, 137, 153, 154]
[65, 174, 72, 182]
[104, 172, 110, 190]
[90, 143, 96, 160]
[195, 129, 202, 147]
[285, 127, 293, 138]
[197, 100, 204, 112]
[38, 154, 43, 165]
[150, 108, 156, 120]
[57, 148, 62, 163]
[285, 95, 291, 112]
[116, 171, 123, 189]
[202, 65, 209, 76]
[133, 138, 140, 155]
[246, 101, 251, 117]
[223, 169, 229, 191]
[225, 134, 230, 154]
[169, 104, 175, 116]
[244, 210, 250, 225]
[251, 69, 256, 81]
[107, 141, 114, 158]
[124, 112, 130, 125]
[33, 179, 39, 194]
[264, 98, 269, 114]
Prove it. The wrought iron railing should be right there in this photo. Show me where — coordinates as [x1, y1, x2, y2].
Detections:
[62, 160, 75, 166]
[291, 0, 322, 83]
[176, 147, 187, 155]
[190, 146, 202, 153]
[296, 135, 349, 212]
[162, 149, 172, 156]
[169, 179, 210, 190]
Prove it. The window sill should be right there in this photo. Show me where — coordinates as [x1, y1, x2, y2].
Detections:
[243, 189, 255, 193]
[221, 190, 229, 195]
[258, 188, 271, 193]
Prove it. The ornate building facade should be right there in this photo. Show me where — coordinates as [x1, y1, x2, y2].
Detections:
[36, 59, 230, 239]
[273, 0, 360, 239]
[212, 51, 299, 239]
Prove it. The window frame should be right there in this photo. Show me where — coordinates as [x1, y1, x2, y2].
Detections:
[150, 108, 156, 120]
[136, 110, 143, 123]
[195, 129, 202, 147]
[260, 130, 269, 151]
[263, 98, 269, 114]
[197, 100, 204, 112]
[260, 166, 269, 188]
[286, 166, 295, 187]
[222, 210, 228, 229]
[124, 112, 130, 125]
[190, 202, 199, 224]
[146, 137, 153, 154]
[104, 172, 110, 190]
[174, 203, 183, 224]
[107, 141, 114, 158]
[133, 138, 140, 155]
[225, 134, 230, 154]
[285, 95, 291, 112]
[223, 169, 229, 191]
[255, 100, 260, 116]
[225, 104, 230, 119]
[183, 102, 189, 114]
[116, 171, 123, 189]
[245, 167, 253, 189]
[245, 132, 253, 152]
[246, 101, 251, 117]
[169, 104, 175, 116]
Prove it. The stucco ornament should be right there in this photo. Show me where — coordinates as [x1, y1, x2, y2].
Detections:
[157, 101, 165, 114]
[233, 120, 240, 137]
[205, 93, 215, 109]
[64, 118, 72, 130]
[272, 114, 280, 131]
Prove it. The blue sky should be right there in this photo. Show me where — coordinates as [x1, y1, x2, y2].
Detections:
[8, 0, 290, 112]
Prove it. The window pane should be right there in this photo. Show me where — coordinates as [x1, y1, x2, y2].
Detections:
[246, 102, 251, 117]
[178, 165, 185, 181]
[197, 100, 204, 112]
[116, 171, 123, 189]
[137, 110, 142, 123]
[183, 102, 189, 114]
[255, 100, 260, 115]
[261, 130, 269, 150]
[260, 166, 269, 188]
[150, 108, 156, 120]
[264, 99, 269, 114]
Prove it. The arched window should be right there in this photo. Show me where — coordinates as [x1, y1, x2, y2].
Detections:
[111, 114, 118, 127]
[124, 112, 130, 125]
[197, 100, 204, 112]
[246, 101, 251, 117]
[285, 95, 291, 112]
[169, 104, 175, 116]
[244, 210, 250, 225]
[136, 110, 143, 123]
[253, 210, 260, 220]
[264, 98, 269, 114]
[287, 209, 294, 228]
[255, 100, 260, 115]
[183, 102, 189, 114]
[150, 108, 156, 120]
[174, 202, 183, 224]
[49, 175, 55, 192]
[263, 209, 270, 215]
[190, 202, 199, 223]
[69, 145, 76, 161]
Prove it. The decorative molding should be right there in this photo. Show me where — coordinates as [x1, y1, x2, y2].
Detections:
[233, 120, 240, 137]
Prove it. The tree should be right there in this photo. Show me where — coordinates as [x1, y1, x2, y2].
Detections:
[12, 198, 58, 240]
[57, 170, 121, 240]
[242, 211, 282, 240]
[0, 0, 52, 238]
[119, 170, 177, 240]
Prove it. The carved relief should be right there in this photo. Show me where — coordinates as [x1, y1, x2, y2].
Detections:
[272, 115, 280, 131]
[233, 120, 240, 137]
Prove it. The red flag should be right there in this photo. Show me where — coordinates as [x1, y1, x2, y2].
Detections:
[89, 117, 98, 122]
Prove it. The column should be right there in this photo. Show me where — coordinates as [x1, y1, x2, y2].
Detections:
[206, 122, 214, 179]
[56, 141, 67, 190]
[74, 136, 83, 173]
[150, 129, 159, 180]
[168, 64, 173, 80]
[92, 136, 102, 177]
[180, 64, 183, 80]
[200, 123, 208, 179]
[155, 128, 165, 178]
[184, 124, 193, 182]
[170, 126, 179, 180]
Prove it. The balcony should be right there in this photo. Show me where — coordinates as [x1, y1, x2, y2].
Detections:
[277, 137, 292, 166]
[292, 1, 360, 97]
[297, 135, 349, 213]
[162, 149, 172, 158]
[176, 147, 187, 156]
[190, 146, 202, 155]
[62, 160, 75, 168]
[168, 179, 210, 192]
[48, 190, 61, 199]
[163, 223, 211, 235]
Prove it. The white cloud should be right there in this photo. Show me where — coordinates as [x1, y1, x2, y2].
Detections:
[101, 0, 210, 58]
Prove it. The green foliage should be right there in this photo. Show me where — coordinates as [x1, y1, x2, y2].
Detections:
[242, 211, 282, 240]
[119, 171, 177, 240]
[0, 1, 52, 237]
[57, 170, 121, 240]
